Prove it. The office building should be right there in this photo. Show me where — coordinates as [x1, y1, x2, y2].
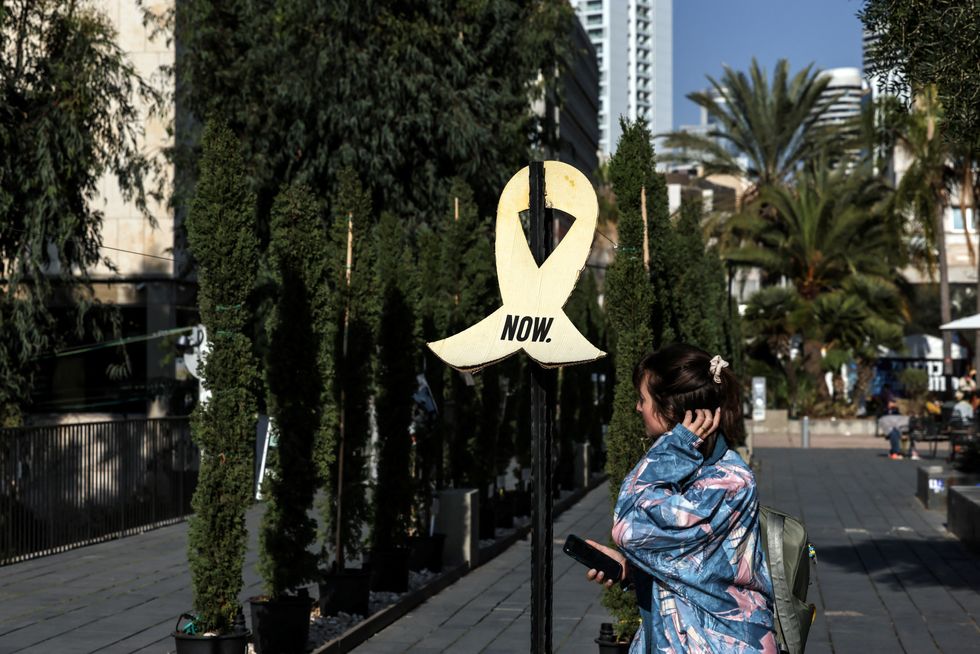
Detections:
[815, 67, 866, 130]
[571, 0, 672, 156]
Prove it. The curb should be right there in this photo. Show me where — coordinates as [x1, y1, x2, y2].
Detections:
[311, 473, 608, 653]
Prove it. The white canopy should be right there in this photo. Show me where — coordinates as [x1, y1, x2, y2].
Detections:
[941, 313, 980, 331]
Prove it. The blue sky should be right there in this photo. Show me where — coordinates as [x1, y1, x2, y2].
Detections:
[673, 0, 865, 129]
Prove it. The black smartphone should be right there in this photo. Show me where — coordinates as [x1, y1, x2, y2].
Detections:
[562, 534, 623, 583]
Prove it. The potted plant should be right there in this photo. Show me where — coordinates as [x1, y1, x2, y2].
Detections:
[406, 373, 446, 573]
[249, 184, 321, 654]
[175, 120, 258, 653]
[597, 119, 660, 652]
[316, 169, 373, 617]
[595, 621, 636, 653]
[369, 212, 417, 594]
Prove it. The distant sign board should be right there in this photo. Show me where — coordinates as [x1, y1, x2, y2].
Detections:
[751, 377, 766, 421]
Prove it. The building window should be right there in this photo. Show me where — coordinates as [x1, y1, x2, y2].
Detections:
[951, 206, 977, 231]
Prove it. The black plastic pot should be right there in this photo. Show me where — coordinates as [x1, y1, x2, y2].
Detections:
[407, 533, 446, 573]
[494, 495, 514, 529]
[479, 503, 496, 539]
[318, 567, 370, 617]
[249, 592, 313, 654]
[172, 615, 250, 654]
[369, 546, 411, 593]
[509, 489, 531, 517]
[595, 623, 631, 654]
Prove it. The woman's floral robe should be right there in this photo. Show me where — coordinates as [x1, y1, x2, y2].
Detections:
[612, 424, 777, 653]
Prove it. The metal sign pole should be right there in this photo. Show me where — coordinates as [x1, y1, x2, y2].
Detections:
[529, 161, 554, 654]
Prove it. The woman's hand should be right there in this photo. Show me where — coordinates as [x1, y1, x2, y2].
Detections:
[583, 539, 627, 589]
[682, 407, 720, 441]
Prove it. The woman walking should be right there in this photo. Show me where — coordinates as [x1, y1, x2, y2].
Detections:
[586, 343, 776, 653]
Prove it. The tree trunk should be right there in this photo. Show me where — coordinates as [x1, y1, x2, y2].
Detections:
[970, 160, 980, 394]
[803, 339, 830, 404]
[853, 359, 876, 415]
[936, 201, 953, 376]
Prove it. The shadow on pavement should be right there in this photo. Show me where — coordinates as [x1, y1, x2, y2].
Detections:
[815, 537, 980, 590]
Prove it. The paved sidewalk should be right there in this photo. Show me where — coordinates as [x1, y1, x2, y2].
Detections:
[0, 510, 265, 654]
[352, 482, 614, 654]
[1, 442, 977, 653]
[354, 445, 980, 653]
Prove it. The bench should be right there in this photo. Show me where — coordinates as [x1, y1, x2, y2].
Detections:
[908, 417, 950, 458]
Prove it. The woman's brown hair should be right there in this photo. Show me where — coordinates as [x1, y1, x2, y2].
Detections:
[632, 342, 744, 453]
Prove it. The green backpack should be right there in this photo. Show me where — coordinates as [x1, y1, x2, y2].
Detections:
[759, 506, 816, 654]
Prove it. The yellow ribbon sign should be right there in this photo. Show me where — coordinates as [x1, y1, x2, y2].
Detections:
[427, 161, 606, 372]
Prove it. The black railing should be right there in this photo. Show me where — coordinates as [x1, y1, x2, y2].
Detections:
[0, 418, 198, 565]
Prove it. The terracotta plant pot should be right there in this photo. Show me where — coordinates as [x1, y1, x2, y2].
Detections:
[249, 592, 313, 654]
[318, 567, 371, 617]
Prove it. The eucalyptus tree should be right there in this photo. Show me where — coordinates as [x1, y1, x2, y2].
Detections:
[0, 0, 160, 422]
[175, 0, 574, 223]
[661, 59, 837, 202]
[862, 0, 980, 381]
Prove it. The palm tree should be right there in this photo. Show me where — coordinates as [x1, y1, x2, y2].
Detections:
[895, 87, 956, 374]
[662, 58, 839, 202]
[733, 163, 905, 405]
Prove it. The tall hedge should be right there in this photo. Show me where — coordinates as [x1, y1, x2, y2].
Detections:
[258, 183, 322, 596]
[185, 120, 260, 632]
[602, 119, 657, 639]
[372, 211, 418, 550]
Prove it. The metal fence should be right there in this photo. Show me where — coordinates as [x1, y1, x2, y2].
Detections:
[0, 418, 198, 565]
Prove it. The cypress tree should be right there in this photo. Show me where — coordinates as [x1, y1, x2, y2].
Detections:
[185, 119, 260, 633]
[413, 224, 446, 522]
[372, 211, 417, 550]
[673, 197, 726, 355]
[558, 269, 607, 488]
[257, 183, 321, 597]
[602, 119, 657, 639]
[321, 168, 375, 567]
[439, 182, 497, 490]
[642, 164, 678, 348]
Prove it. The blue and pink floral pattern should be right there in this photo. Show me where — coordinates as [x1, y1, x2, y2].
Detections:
[612, 424, 776, 653]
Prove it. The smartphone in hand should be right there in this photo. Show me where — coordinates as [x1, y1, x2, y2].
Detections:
[562, 534, 623, 583]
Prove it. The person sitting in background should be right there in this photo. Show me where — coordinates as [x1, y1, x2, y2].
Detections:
[925, 396, 942, 418]
[952, 391, 974, 423]
[879, 398, 918, 460]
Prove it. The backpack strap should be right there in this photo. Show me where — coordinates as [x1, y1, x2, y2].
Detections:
[767, 512, 800, 654]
